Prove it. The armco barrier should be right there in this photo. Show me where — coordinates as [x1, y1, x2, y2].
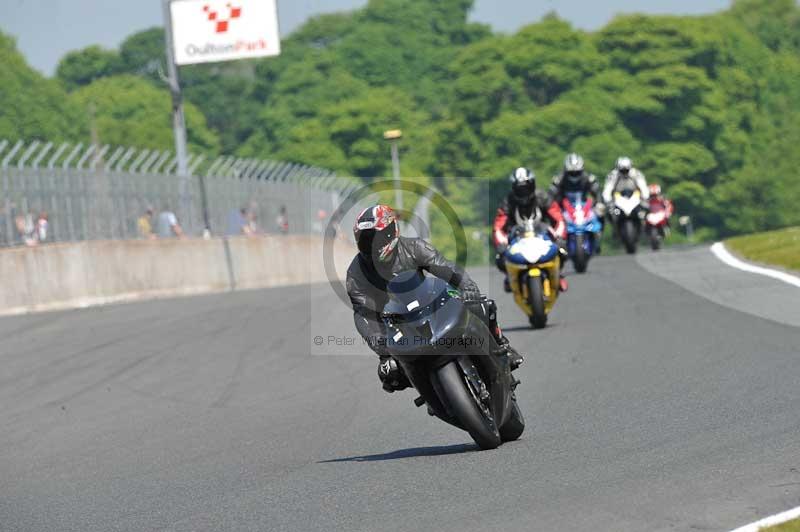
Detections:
[0, 236, 355, 316]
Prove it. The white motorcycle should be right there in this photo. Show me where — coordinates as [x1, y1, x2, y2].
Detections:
[611, 189, 645, 254]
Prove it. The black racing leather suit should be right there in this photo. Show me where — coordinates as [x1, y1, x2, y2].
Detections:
[547, 171, 601, 205]
[346, 236, 485, 356]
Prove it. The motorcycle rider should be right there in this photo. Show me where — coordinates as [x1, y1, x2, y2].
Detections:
[602, 156, 650, 210]
[647, 183, 674, 218]
[547, 153, 605, 249]
[493, 167, 568, 293]
[346, 204, 524, 393]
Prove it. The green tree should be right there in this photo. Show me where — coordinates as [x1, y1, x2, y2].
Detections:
[56, 45, 121, 90]
[0, 32, 86, 141]
[70, 75, 220, 153]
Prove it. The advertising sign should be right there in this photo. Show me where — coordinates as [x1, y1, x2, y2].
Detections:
[170, 0, 281, 65]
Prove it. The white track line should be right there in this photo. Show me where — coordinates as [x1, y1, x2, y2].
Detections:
[729, 505, 800, 532]
[710, 242, 800, 288]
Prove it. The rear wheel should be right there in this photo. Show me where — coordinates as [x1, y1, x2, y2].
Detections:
[573, 234, 588, 273]
[622, 219, 638, 254]
[499, 399, 525, 442]
[528, 276, 547, 329]
[435, 361, 501, 450]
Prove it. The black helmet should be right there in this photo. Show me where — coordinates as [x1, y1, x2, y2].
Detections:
[510, 167, 536, 205]
[353, 204, 399, 263]
[564, 153, 585, 184]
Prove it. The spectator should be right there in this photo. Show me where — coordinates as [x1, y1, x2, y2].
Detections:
[245, 208, 260, 235]
[276, 205, 289, 234]
[156, 206, 184, 238]
[226, 207, 249, 236]
[15, 211, 37, 246]
[35, 211, 49, 243]
[137, 208, 155, 239]
[312, 209, 328, 234]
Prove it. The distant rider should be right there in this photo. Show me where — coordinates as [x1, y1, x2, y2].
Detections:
[493, 167, 568, 293]
[602, 156, 650, 209]
[547, 153, 605, 245]
[647, 183, 674, 218]
[346, 204, 524, 393]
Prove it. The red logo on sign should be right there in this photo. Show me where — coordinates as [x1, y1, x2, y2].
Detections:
[203, 3, 242, 34]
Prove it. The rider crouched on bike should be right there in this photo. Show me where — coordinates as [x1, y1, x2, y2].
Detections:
[346, 204, 524, 393]
[648, 183, 674, 218]
[493, 167, 568, 294]
[546, 153, 605, 250]
[602, 156, 650, 215]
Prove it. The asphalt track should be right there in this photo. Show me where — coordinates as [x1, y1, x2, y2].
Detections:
[1, 249, 799, 532]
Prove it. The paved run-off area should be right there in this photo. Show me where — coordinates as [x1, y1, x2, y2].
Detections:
[0, 249, 798, 531]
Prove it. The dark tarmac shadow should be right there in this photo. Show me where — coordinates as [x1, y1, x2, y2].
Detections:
[318, 443, 478, 462]
[502, 323, 562, 332]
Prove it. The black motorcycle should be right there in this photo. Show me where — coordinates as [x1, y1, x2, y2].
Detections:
[381, 271, 524, 450]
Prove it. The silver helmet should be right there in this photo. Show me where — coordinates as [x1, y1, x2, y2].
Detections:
[564, 153, 585, 184]
[616, 156, 633, 174]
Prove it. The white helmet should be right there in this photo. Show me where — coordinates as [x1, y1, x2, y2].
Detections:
[564, 153, 585, 184]
[615, 157, 633, 174]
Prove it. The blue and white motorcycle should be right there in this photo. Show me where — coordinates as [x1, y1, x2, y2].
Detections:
[559, 192, 602, 273]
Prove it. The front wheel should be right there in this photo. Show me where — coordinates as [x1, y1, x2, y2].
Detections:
[621, 219, 638, 254]
[435, 361, 501, 450]
[528, 276, 547, 329]
[572, 234, 588, 273]
[650, 226, 663, 251]
[499, 399, 525, 442]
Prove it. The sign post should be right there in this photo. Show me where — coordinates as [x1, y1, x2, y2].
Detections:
[162, 0, 282, 235]
[162, 0, 190, 179]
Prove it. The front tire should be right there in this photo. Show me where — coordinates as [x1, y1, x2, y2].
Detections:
[650, 227, 662, 251]
[435, 362, 501, 450]
[573, 234, 588, 273]
[528, 276, 547, 329]
[622, 219, 638, 254]
[499, 399, 525, 442]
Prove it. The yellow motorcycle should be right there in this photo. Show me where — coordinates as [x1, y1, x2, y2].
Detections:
[502, 219, 562, 329]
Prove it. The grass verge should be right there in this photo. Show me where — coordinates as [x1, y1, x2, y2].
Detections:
[726, 227, 800, 272]
[759, 517, 800, 531]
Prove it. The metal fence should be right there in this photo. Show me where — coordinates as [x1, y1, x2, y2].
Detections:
[0, 139, 361, 246]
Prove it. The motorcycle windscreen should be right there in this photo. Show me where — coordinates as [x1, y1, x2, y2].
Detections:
[384, 271, 453, 314]
[383, 271, 464, 352]
[506, 236, 558, 265]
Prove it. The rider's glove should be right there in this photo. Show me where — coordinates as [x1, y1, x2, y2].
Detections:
[378, 356, 410, 393]
[460, 287, 483, 302]
[594, 203, 607, 218]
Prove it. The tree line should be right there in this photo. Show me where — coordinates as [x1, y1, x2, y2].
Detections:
[1, 0, 798, 257]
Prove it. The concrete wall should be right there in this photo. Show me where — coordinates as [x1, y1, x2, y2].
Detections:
[0, 236, 355, 316]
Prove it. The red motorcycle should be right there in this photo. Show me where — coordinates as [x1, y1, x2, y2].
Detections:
[645, 184, 673, 251]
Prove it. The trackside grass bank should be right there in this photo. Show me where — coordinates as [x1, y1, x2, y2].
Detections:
[760, 517, 800, 531]
[726, 227, 800, 272]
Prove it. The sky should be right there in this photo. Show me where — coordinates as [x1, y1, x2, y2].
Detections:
[3, 0, 731, 75]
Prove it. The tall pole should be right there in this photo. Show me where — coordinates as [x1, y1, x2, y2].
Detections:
[383, 129, 403, 233]
[390, 140, 402, 216]
[162, 0, 191, 220]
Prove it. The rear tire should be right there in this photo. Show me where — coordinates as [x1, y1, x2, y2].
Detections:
[528, 276, 547, 329]
[435, 362, 501, 450]
[573, 234, 588, 273]
[499, 400, 525, 442]
[622, 219, 637, 254]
